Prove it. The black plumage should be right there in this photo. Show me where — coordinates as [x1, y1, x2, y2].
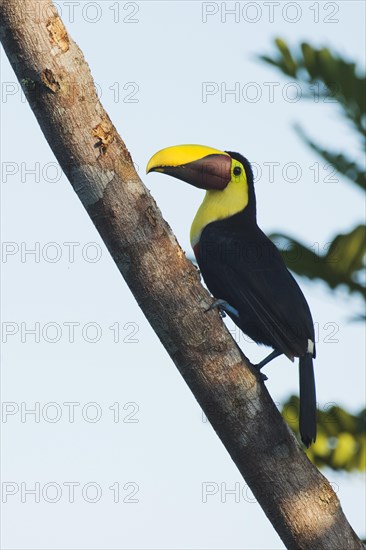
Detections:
[146, 145, 317, 447]
[196, 152, 317, 446]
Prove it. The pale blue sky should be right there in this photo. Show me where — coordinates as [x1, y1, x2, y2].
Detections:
[1, 1, 365, 549]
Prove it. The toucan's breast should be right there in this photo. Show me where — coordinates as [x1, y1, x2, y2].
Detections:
[190, 177, 249, 249]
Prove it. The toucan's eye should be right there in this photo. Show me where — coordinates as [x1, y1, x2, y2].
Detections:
[233, 166, 241, 176]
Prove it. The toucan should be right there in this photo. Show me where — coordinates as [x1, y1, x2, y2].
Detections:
[146, 144, 317, 447]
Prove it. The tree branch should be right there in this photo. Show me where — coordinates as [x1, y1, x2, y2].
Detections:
[0, 1, 362, 548]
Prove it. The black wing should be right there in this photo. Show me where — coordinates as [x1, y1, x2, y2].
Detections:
[198, 221, 315, 359]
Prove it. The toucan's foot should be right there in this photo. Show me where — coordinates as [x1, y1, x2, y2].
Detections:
[205, 299, 239, 319]
[245, 359, 268, 382]
[252, 364, 269, 382]
[256, 349, 283, 370]
[259, 372, 268, 382]
[249, 349, 283, 382]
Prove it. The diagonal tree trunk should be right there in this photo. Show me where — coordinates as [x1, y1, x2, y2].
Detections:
[0, 1, 362, 548]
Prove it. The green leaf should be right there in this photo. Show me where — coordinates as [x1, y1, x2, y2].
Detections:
[294, 125, 366, 191]
[282, 397, 366, 471]
[301, 43, 316, 77]
[328, 225, 366, 278]
[274, 38, 297, 77]
[259, 40, 366, 137]
[270, 226, 366, 299]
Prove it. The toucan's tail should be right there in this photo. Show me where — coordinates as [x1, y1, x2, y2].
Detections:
[299, 354, 317, 447]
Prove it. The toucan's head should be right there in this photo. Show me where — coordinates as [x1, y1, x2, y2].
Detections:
[146, 144, 253, 191]
[146, 144, 256, 248]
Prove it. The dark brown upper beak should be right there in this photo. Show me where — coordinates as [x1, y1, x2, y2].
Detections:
[149, 154, 232, 191]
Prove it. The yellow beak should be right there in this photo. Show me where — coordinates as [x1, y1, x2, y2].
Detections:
[146, 144, 229, 174]
[146, 144, 232, 191]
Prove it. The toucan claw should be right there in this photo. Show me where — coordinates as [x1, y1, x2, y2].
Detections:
[253, 365, 269, 382]
[248, 361, 269, 382]
[205, 299, 239, 319]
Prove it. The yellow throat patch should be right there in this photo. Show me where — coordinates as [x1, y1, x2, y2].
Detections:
[190, 158, 249, 248]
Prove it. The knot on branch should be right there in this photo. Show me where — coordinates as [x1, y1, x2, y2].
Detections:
[46, 16, 70, 53]
[319, 484, 340, 508]
[145, 205, 158, 227]
[93, 118, 114, 155]
[41, 68, 61, 92]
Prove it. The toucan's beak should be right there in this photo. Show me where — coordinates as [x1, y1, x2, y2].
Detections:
[146, 144, 232, 190]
